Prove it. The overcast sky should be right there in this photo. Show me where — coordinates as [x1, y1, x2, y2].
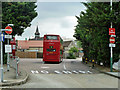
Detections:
[15, 2, 86, 40]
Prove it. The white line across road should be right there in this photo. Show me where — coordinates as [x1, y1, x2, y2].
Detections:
[41, 70, 49, 74]
[41, 66, 49, 69]
[54, 70, 61, 74]
[79, 70, 86, 74]
[31, 70, 39, 74]
[63, 70, 72, 74]
[31, 70, 93, 74]
[72, 70, 79, 74]
[87, 71, 92, 74]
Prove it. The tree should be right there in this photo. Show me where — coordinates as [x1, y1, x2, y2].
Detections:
[2, 2, 37, 36]
[67, 47, 78, 59]
[74, 2, 120, 66]
[2, 2, 38, 64]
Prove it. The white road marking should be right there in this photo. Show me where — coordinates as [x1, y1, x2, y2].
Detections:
[31, 70, 35, 74]
[41, 67, 49, 69]
[67, 71, 72, 74]
[54, 70, 61, 74]
[72, 70, 79, 74]
[41, 70, 49, 74]
[36, 71, 39, 74]
[31, 70, 39, 74]
[62, 70, 72, 74]
[31, 70, 92, 74]
[79, 70, 86, 74]
[63, 61, 67, 70]
[62, 71, 68, 74]
[87, 71, 92, 74]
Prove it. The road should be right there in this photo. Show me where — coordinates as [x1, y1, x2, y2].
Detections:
[10, 58, 118, 88]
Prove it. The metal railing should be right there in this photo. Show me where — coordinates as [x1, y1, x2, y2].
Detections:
[9, 55, 19, 78]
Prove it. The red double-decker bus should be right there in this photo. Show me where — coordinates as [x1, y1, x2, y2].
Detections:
[43, 34, 63, 63]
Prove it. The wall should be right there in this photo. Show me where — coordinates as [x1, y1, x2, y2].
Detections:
[16, 51, 37, 58]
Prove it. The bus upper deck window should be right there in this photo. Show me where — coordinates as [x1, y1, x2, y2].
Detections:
[46, 36, 58, 40]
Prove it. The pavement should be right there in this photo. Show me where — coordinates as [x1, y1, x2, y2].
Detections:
[80, 57, 120, 79]
[99, 71, 120, 79]
[0, 57, 119, 87]
[0, 64, 28, 86]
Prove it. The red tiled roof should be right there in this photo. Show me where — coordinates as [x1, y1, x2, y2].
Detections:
[18, 40, 43, 49]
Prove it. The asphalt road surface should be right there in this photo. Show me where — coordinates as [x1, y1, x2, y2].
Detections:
[18, 58, 99, 74]
[10, 58, 118, 88]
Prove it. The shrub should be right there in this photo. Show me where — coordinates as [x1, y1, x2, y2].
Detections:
[67, 50, 76, 59]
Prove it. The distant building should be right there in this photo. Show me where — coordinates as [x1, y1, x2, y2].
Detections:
[17, 40, 43, 52]
[16, 26, 43, 58]
[63, 40, 83, 58]
[29, 26, 43, 40]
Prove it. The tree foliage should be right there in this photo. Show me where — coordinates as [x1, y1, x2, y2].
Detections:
[67, 47, 78, 59]
[74, 2, 120, 66]
[69, 47, 78, 53]
[2, 2, 37, 64]
[2, 2, 37, 36]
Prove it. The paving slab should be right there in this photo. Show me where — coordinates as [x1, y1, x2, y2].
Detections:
[0, 65, 28, 86]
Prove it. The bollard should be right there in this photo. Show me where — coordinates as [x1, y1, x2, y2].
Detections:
[92, 60, 95, 68]
[85, 58, 87, 64]
[82, 57, 85, 63]
[16, 57, 19, 78]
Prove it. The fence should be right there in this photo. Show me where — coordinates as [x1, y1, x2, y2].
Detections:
[9, 56, 19, 78]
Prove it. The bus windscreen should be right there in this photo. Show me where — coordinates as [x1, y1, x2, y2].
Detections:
[47, 49, 56, 52]
[46, 36, 58, 40]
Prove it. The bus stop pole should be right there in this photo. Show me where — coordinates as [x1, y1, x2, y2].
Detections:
[7, 36, 10, 71]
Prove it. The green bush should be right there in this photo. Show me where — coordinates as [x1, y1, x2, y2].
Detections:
[67, 50, 76, 59]
[67, 55, 76, 59]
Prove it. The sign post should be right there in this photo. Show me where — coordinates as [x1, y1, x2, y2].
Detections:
[109, 31, 116, 72]
[5, 26, 13, 71]
[0, 26, 13, 82]
[109, 0, 113, 72]
[0, 32, 5, 82]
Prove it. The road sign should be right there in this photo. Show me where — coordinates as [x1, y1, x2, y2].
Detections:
[109, 28, 115, 35]
[5, 26, 12, 34]
[109, 43, 116, 47]
[5, 35, 12, 39]
[110, 37, 115, 43]
[0, 32, 5, 42]
[5, 45, 12, 53]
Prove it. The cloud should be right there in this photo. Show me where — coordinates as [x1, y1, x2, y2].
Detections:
[36, 2, 86, 19]
[15, 2, 86, 40]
